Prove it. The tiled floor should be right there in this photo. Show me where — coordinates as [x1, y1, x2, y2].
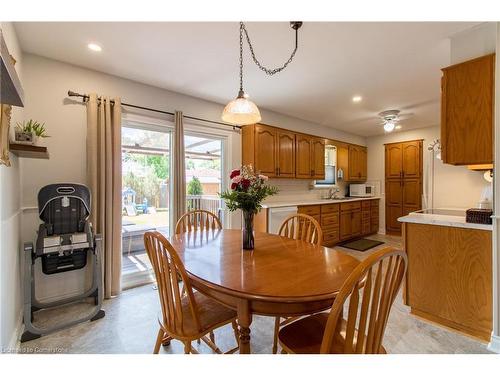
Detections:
[18, 234, 492, 354]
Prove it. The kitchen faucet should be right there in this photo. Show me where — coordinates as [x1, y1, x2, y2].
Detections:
[327, 187, 340, 199]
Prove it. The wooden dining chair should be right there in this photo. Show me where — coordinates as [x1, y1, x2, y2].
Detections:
[278, 247, 407, 354]
[144, 231, 239, 354]
[271, 213, 323, 353]
[175, 209, 222, 234]
[278, 213, 323, 245]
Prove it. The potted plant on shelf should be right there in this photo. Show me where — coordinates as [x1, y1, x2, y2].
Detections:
[15, 120, 50, 146]
[220, 165, 278, 250]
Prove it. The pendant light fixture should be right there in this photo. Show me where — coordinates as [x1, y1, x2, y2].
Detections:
[222, 22, 303, 126]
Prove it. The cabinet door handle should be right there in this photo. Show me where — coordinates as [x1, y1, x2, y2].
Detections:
[275, 167, 279, 176]
[278, 167, 280, 175]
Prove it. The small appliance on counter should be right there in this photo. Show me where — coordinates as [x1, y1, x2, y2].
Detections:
[349, 183, 375, 197]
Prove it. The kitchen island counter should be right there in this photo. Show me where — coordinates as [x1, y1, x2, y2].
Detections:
[400, 211, 492, 341]
[398, 209, 491, 231]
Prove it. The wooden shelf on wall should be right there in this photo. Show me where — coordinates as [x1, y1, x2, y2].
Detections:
[9, 143, 49, 159]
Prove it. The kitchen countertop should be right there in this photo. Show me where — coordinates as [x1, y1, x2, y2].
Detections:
[261, 196, 380, 209]
[398, 209, 492, 231]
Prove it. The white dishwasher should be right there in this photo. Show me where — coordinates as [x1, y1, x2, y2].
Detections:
[268, 206, 298, 234]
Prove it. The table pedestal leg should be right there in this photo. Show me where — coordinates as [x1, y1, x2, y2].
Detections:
[237, 300, 252, 354]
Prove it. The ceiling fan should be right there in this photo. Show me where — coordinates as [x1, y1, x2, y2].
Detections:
[378, 109, 413, 132]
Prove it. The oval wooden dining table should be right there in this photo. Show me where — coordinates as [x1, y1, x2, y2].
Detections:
[169, 229, 360, 354]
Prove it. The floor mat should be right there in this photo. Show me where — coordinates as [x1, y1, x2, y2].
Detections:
[340, 238, 384, 252]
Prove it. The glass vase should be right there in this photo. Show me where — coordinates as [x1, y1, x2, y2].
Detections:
[242, 210, 255, 250]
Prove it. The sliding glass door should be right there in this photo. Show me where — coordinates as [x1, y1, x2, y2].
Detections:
[120, 119, 227, 289]
[121, 124, 171, 288]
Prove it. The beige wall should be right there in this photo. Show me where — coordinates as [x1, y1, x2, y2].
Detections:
[19, 53, 364, 301]
[366, 125, 490, 233]
[0, 22, 23, 350]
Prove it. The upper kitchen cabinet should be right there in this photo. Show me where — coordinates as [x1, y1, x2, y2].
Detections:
[276, 129, 296, 177]
[295, 134, 313, 178]
[441, 54, 495, 165]
[242, 124, 295, 178]
[296, 135, 325, 179]
[311, 137, 326, 179]
[348, 144, 367, 181]
[333, 141, 367, 182]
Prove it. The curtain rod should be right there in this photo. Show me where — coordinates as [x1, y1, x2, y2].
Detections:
[67, 90, 242, 130]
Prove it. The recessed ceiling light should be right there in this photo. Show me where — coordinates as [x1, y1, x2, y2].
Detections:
[352, 96, 362, 103]
[395, 125, 402, 130]
[87, 43, 102, 52]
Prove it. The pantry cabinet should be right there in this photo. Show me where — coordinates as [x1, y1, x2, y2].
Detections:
[385, 140, 423, 235]
[441, 54, 495, 165]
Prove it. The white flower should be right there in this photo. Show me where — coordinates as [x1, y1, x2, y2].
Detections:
[232, 175, 243, 183]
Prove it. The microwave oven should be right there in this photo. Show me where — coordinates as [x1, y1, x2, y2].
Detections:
[349, 183, 375, 197]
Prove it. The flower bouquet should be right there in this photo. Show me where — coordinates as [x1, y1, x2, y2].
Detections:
[219, 165, 278, 249]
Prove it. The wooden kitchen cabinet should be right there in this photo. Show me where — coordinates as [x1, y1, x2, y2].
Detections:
[348, 145, 367, 181]
[441, 54, 495, 165]
[242, 124, 295, 178]
[311, 137, 326, 179]
[296, 135, 325, 179]
[333, 141, 367, 182]
[339, 202, 362, 241]
[385, 140, 423, 235]
[403, 222, 492, 340]
[254, 125, 277, 176]
[243, 123, 364, 182]
[276, 130, 296, 177]
[295, 134, 313, 178]
[281, 199, 379, 247]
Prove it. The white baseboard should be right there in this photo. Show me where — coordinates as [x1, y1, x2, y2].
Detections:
[487, 334, 500, 353]
[8, 311, 23, 352]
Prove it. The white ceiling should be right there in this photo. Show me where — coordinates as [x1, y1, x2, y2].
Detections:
[14, 22, 480, 136]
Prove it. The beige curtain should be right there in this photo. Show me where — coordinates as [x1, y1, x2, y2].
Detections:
[86, 94, 122, 298]
[172, 110, 186, 226]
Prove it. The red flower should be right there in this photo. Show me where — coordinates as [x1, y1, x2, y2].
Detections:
[230, 169, 240, 179]
[241, 179, 251, 189]
[231, 182, 238, 190]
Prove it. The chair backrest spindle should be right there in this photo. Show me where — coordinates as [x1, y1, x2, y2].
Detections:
[144, 231, 202, 337]
[319, 247, 407, 354]
[278, 214, 323, 246]
[175, 209, 222, 234]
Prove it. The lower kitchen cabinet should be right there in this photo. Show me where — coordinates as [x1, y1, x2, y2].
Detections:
[402, 222, 492, 340]
[260, 199, 380, 247]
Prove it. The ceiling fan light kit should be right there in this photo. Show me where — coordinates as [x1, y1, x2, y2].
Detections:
[379, 109, 401, 133]
[222, 22, 302, 126]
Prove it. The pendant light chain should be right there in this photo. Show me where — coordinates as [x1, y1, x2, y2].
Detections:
[240, 21, 300, 76]
[239, 22, 244, 95]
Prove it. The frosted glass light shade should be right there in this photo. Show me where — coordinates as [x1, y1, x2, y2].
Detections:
[221, 96, 261, 125]
[383, 121, 395, 132]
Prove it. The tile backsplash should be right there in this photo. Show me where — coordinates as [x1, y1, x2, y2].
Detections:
[264, 178, 348, 203]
